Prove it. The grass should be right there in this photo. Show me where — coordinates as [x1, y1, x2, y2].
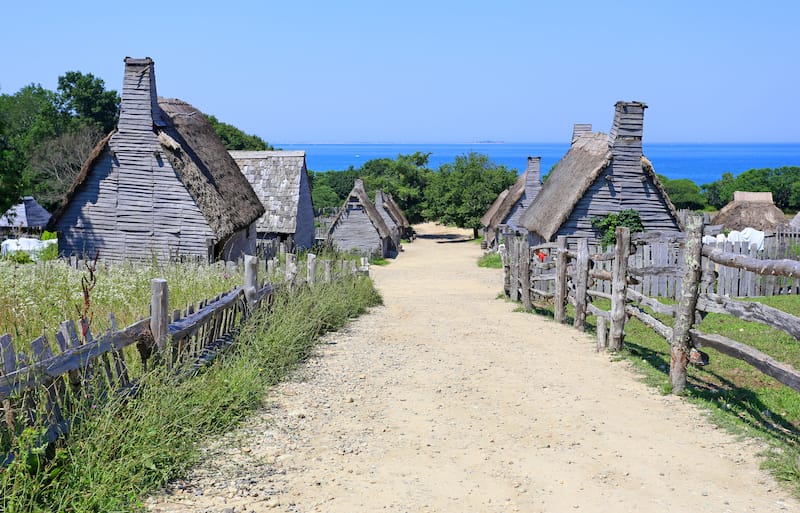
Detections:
[477, 252, 503, 268]
[0, 259, 243, 346]
[515, 293, 800, 496]
[0, 274, 382, 512]
[369, 257, 390, 266]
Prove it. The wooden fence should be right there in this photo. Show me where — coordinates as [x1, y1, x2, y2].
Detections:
[502, 221, 800, 394]
[0, 253, 367, 464]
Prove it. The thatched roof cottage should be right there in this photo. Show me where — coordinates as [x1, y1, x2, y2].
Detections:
[373, 190, 401, 249]
[714, 191, 787, 232]
[49, 57, 264, 262]
[481, 156, 543, 247]
[327, 179, 395, 257]
[519, 102, 681, 244]
[0, 197, 51, 230]
[229, 150, 315, 250]
[384, 193, 413, 239]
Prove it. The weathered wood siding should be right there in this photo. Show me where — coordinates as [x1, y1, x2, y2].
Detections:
[55, 143, 216, 261]
[329, 207, 382, 256]
[374, 193, 401, 248]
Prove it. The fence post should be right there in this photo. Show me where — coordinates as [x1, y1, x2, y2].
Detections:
[500, 241, 510, 296]
[520, 238, 532, 310]
[285, 254, 297, 284]
[573, 238, 589, 331]
[510, 238, 520, 301]
[323, 260, 332, 283]
[244, 255, 258, 308]
[609, 227, 630, 350]
[554, 236, 568, 323]
[307, 253, 317, 287]
[596, 316, 608, 351]
[670, 215, 704, 394]
[150, 279, 169, 352]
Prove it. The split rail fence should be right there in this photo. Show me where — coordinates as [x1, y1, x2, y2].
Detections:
[0, 253, 368, 465]
[502, 219, 800, 394]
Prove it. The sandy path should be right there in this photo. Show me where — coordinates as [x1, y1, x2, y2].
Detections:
[149, 223, 797, 513]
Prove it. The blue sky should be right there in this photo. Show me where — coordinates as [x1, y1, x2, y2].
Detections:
[2, 1, 797, 143]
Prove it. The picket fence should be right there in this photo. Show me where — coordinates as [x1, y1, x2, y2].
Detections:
[0, 253, 368, 465]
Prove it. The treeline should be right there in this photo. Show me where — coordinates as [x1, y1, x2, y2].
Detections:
[0, 71, 271, 213]
[660, 167, 800, 211]
[310, 152, 519, 237]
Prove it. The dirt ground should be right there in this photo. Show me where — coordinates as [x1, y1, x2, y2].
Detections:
[148, 223, 798, 513]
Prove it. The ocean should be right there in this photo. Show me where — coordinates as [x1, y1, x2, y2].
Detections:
[275, 142, 800, 185]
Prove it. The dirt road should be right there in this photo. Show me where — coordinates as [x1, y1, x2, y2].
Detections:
[149, 223, 797, 512]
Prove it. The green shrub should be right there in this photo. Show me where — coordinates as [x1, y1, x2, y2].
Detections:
[478, 252, 502, 268]
[590, 209, 644, 249]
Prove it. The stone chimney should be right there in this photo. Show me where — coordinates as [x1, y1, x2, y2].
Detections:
[118, 57, 164, 132]
[571, 124, 592, 144]
[609, 101, 647, 166]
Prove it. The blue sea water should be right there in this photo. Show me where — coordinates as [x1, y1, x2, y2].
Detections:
[276, 142, 800, 185]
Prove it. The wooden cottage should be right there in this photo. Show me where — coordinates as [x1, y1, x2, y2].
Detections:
[713, 191, 787, 232]
[383, 193, 413, 239]
[791, 211, 800, 229]
[0, 197, 51, 231]
[519, 102, 681, 245]
[326, 179, 395, 257]
[481, 156, 543, 248]
[49, 57, 264, 262]
[373, 190, 401, 250]
[229, 150, 315, 250]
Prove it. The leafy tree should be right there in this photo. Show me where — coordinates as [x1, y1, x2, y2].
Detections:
[423, 152, 517, 238]
[206, 115, 273, 151]
[361, 152, 432, 222]
[57, 71, 120, 133]
[660, 176, 706, 210]
[702, 172, 736, 209]
[311, 183, 340, 209]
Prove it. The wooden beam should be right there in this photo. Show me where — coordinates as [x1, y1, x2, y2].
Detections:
[554, 236, 568, 323]
[702, 246, 800, 278]
[697, 293, 800, 341]
[691, 330, 800, 392]
[573, 238, 589, 331]
[626, 305, 673, 341]
[609, 227, 630, 350]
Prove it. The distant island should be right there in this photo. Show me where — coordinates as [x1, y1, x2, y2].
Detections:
[474, 140, 505, 144]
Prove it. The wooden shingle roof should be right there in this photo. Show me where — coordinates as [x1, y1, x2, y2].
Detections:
[229, 150, 309, 235]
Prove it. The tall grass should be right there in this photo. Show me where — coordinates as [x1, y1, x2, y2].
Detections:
[0, 259, 242, 347]
[0, 275, 382, 512]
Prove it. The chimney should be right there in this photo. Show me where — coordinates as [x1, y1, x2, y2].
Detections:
[609, 101, 647, 165]
[118, 57, 163, 132]
[354, 178, 365, 191]
[571, 124, 592, 144]
[524, 156, 541, 191]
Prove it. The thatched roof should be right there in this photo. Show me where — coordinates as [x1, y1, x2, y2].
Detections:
[229, 150, 309, 234]
[713, 192, 787, 232]
[791, 211, 800, 229]
[378, 191, 410, 231]
[157, 98, 264, 241]
[0, 197, 51, 228]
[49, 57, 264, 243]
[519, 133, 611, 240]
[327, 179, 391, 240]
[481, 189, 509, 227]
[490, 156, 541, 230]
[374, 190, 399, 231]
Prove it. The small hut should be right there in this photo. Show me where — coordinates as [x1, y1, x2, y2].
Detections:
[519, 102, 681, 245]
[713, 192, 787, 232]
[384, 193, 413, 239]
[49, 57, 264, 262]
[326, 179, 395, 257]
[791, 211, 800, 229]
[0, 197, 51, 231]
[229, 150, 315, 250]
[373, 190, 401, 250]
[481, 156, 542, 248]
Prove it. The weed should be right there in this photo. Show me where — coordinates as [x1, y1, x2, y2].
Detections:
[478, 252, 502, 268]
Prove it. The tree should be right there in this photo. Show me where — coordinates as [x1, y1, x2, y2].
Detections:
[311, 183, 340, 209]
[660, 176, 706, 210]
[424, 152, 517, 238]
[57, 71, 120, 133]
[206, 115, 273, 151]
[361, 152, 432, 222]
[702, 172, 736, 209]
